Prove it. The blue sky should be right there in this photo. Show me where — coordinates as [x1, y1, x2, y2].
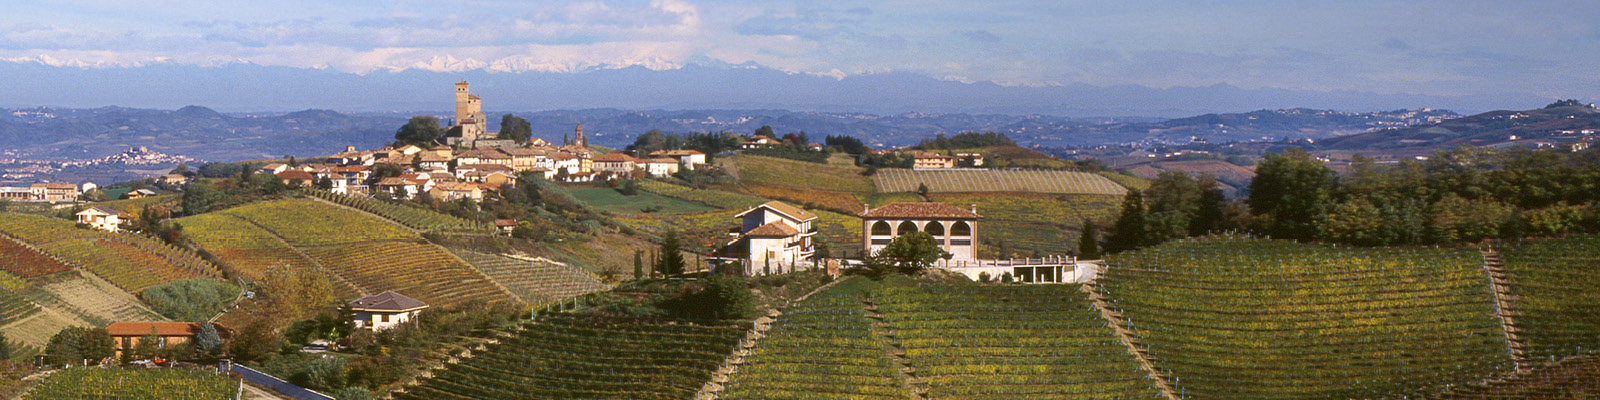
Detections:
[3, 1, 1597, 112]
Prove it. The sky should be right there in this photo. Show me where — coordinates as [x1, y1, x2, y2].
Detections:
[2, 1, 1597, 114]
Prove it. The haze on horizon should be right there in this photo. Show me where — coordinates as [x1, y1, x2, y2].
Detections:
[3, 0, 1596, 116]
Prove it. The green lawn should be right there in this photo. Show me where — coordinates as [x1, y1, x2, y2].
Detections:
[568, 187, 717, 214]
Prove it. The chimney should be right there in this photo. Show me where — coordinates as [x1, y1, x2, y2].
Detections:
[346, 145, 356, 152]
[970, 204, 977, 214]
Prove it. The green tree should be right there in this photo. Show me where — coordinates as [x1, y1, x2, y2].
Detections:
[169, 163, 190, 175]
[655, 231, 686, 277]
[181, 179, 219, 216]
[1326, 198, 1384, 246]
[633, 250, 644, 280]
[44, 327, 114, 366]
[1248, 148, 1338, 240]
[864, 232, 951, 277]
[1431, 193, 1514, 242]
[316, 176, 334, 190]
[499, 114, 533, 142]
[132, 328, 161, 360]
[394, 116, 445, 147]
[1104, 190, 1148, 253]
[754, 125, 775, 138]
[1077, 219, 1101, 259]
[1189, 174, 1226, 236]
[0, 332, 12, 361]
[195, 323, 222, 356]
[333, 387, 374, 400]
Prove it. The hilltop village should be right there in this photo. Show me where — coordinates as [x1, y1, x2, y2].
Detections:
[0, 85, 1597, 400]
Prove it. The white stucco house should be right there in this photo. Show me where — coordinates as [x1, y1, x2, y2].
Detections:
[720, 201, 818, 275]
[76, 206, 130, 232]
[348, 290, 429, 331]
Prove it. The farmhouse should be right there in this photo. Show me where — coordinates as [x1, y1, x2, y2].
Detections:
[723, 201, 818, 275]
[76, 206, 130, 232]
[912, 153, 957, 170]
[861, 203, 981, 266]
[741, 135, 781, 149]
[30, 183, 79, 202]
[640, 158, 680, 178]
[349, 290, 429, 331]
[648, 149, 707, 170]
[592, 153, 642, 177]
[107, 322, 229, 359]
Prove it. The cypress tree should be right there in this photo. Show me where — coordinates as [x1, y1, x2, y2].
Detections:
[1078, 219, 1101, 259]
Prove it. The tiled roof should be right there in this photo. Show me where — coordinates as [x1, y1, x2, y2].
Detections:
[79, 205, 130, 218]
[735, 201, 818, 221]
[861, 202, 981, 219]
[915, 152, 956, 159]
[593, 152, 640, 162]
[460, 163, 513, 172]
[746, 221, 800, 237]
[348, 290, 429, 311]
[649, 149, 704, 156]
[107, 322, 201, 337]
[275, 170, 316, 181]
[494, 219, 518, 227]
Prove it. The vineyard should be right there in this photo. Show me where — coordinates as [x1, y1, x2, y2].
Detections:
[1098, 236, 1513, 399]
[874, 169, 1128, 195]
[221, 199, 417, 246]
[309, 189, 492, 232]
[452, 249, 610, 304]
[180, 213, 319, 281]
[304, 242, 514, 307]
[0, 236, 71, 278]
[0, 287, 40, 334]
[569, 187, 716, 214]
[721, 277, 910, 400]
[874, 285, 1164, 400]
[26, 367, 239, 400]
[734, 155, 877, 193]
[746, 184, 864, 214]
[396, 314, 747, 400]
[0, 213, 217, 293]
[638, 180, 766, 209]
[1498, 235, 1600, 362]
[928, 193, 1120, 224]
[33, 271, 165, 325]
[1436, 354, 1600, 399]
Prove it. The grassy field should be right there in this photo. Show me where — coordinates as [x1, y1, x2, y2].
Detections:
[637, 180, 767, 209]
[735, 155, 876, 193]
[568, 186, 716, 214]
[874, 169, 1126, 195]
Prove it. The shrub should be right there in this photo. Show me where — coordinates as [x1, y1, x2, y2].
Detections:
[140, 278, 240, 322]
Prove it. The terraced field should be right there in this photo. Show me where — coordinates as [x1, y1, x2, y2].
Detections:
[1499, 236, 1600, 362]
[735, 155, 876, 193]
[875, 285, 1162, 400]
[309, 189, 492, 232]
[27, 367, 239, 399]
[722, 277, 908, 400]
[31, 270, 164, 325]
[0, 236, 72, 278]
[638, 180, 766, 209]
[875, 169, 1127, 195]
[0, 213, 217, 293]
[304, 242, 512, 306]
[569, 186, 716, 214]
[396, 314, 747, 400]
[220, 199, 415, 246]
[1099, 236, 1513, 400]
[180, 213, 319, 281]
[452, 250, 610, 304]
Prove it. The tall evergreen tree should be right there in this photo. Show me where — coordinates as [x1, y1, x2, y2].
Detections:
[1105, 190, 1148, 253]
[1077, 219, 1101, 259]
[655, 232, 685, 277]
[633, 250, 644, 280]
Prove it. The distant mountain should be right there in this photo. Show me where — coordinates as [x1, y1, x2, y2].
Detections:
[0, 106, 1469, 162]
[1317, 104, 1600, 150]
[0, 61, 1555, 117]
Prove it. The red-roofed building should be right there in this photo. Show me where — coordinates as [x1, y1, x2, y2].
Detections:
[274, 170, 317, 187]
[349, 291, 429, 331]
[721, 201, 818, 275]
[861, 203, 981, 266]
[107, 322, 231, 358]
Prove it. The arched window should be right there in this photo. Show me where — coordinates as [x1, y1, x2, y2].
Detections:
[924, 221, 945, 236]
[897, 221, 919, 235]
[871, 221, 892, 236]
[951, 221, 972, 236]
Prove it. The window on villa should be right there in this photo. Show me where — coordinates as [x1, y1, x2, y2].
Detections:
[925, 221, 945, 236]
[951, 221, 972, 236]
[381, 314, 390, 323]
[897, 221, 918, 235]
[871, 221, 892, 236]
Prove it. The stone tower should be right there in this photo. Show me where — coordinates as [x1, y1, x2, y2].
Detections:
[452, 81, 488, 147]
[574, 123, 587, 148]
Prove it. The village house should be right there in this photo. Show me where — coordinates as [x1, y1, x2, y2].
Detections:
[123, 189, 157, 200]
[0, 187, 31, 201]
[592, 152, 642, 177]
[648, 149, 707, 170]
[741, 135, 781, 149]
[107, 322, 229, 359]
[912, 153, 957, 170]
[349, 291, 429, 331]
[954, 153, 985, 167]
[30, 183, 79, 202]
[160, 174, 188, 186]
[375, 173, 434, 198]
[76, 206, 130, 232]
[334, 145, 379, 166]
[641, 158, 680, 178]
[428, 181, 485, 202]
[494, 219, 518, 235]
[274, 170, 317, 187]
[861, 203, 981, 266]
[722, 201, 818, 275]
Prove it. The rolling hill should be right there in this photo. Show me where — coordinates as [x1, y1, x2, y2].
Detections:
[1319, 104, 1600, 150]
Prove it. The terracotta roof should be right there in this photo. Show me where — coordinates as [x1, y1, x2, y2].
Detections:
[459, 163, 513, 172]
[107, 322, 202, 337]
[418, 153, 449, 162]
[375, 177, 408, 186]
[494, 219, 518, 227]
[348, 290, 429, 311]
[644, 158, 678, 164]
[915, 153, 956, 159]
[275, 170, 316, 181]
[79, 205, 131, 218]
[746, 221, 800, 237]
[499, 147, 544, 156]
[860, 203, 981, 219]
[734, 201, 817, 222]
[649, 149, 704, 156]
[593, 153, 641, 163]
